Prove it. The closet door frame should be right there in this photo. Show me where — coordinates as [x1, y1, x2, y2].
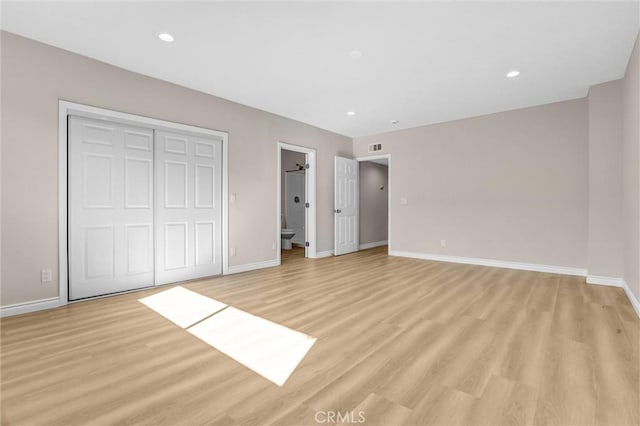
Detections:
[58, 100, 229, 305]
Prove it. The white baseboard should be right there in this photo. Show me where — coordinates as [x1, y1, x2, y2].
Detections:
[586, 275, 625, 287]
[585, 275, 640, 318]
[359, 240, 388, 250]
[0, 297, 61, 318]
[314, 250, 334, 258]
[388, 250, 587, 277]
[621, 280, 640, 318]
[226, 259, 280, 275]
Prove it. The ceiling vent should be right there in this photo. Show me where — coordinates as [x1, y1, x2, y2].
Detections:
[368, 143, 382, 153]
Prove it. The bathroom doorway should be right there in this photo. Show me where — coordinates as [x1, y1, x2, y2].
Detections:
[277, 143, 317, 263]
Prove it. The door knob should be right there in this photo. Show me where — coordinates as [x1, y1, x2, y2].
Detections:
[334, 209, 342, 213]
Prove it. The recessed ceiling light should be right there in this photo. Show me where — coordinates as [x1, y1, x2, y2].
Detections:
[349, 50, 363, 60]
[506, 70, 520, 78]
[158, 33, 174, 42]
[346, 111, 356, 116]
[391, 120, 399, 125]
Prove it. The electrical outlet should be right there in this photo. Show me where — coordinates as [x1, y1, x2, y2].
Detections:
[400, 197, 408, 205]
[41, 268, 52, 283]
[230, 193, 237, 203]
[230, 247, 237, 257]
[440, 240, 447, 248]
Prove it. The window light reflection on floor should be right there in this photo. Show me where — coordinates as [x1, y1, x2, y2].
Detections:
[139, 287, 316, 385]
[188, 306, 316, 386]
[138, 286, 227, 328]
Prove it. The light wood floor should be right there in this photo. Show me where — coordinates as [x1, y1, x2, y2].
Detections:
[281, 246, 305, 263]
[2, 246, 639, 425]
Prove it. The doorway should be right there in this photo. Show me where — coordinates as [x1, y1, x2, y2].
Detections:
[357, 156, 389, 252]
[333, 154, 391, 256]
[277, 143, 317, 262]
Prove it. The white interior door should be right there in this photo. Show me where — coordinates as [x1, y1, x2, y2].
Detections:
[285, 172, 306, 245]
[155, 130, 222, 285]
[68, 116, 154, 300]
[334, 156, 359, 255]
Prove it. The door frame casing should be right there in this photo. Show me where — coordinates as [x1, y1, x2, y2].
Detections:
[58, 100, 229, 305]
[355, 154, 392, 251]
[277, 142, 317, 261]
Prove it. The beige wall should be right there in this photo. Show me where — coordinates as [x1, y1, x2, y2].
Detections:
[587, 81, 624, 278]
[353, 99, 589, 268]
[359, 162, 388, 245]
[623, 33, 640, 303]
[0, 31, 351, 306]
[2, 29, 638, 310]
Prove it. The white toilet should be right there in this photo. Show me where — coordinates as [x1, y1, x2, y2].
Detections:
[281, 229, 296, 250]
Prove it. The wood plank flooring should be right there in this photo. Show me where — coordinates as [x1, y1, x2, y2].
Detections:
[1, 246, 638, 425]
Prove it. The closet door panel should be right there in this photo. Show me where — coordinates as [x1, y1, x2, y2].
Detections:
[69, 116, 154, 300]
[155, 130, 222, 285]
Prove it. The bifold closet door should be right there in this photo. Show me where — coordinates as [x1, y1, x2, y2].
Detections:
[155, 130, 223, 285]
[69, 116, 155, 300]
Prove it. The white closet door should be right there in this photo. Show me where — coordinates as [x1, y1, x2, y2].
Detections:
[155, 130, 222, 285]
[334, 156, 359, 255]
[69, 116, 154, 300]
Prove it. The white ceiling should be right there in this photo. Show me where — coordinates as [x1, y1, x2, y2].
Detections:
[1, 1, 638, 138]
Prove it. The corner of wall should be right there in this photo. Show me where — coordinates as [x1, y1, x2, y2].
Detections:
[622, 31, 640, 307]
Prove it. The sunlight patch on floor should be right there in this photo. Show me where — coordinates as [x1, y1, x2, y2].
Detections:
[187, 306, 316, 386]
[138, 286, 227, 328]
